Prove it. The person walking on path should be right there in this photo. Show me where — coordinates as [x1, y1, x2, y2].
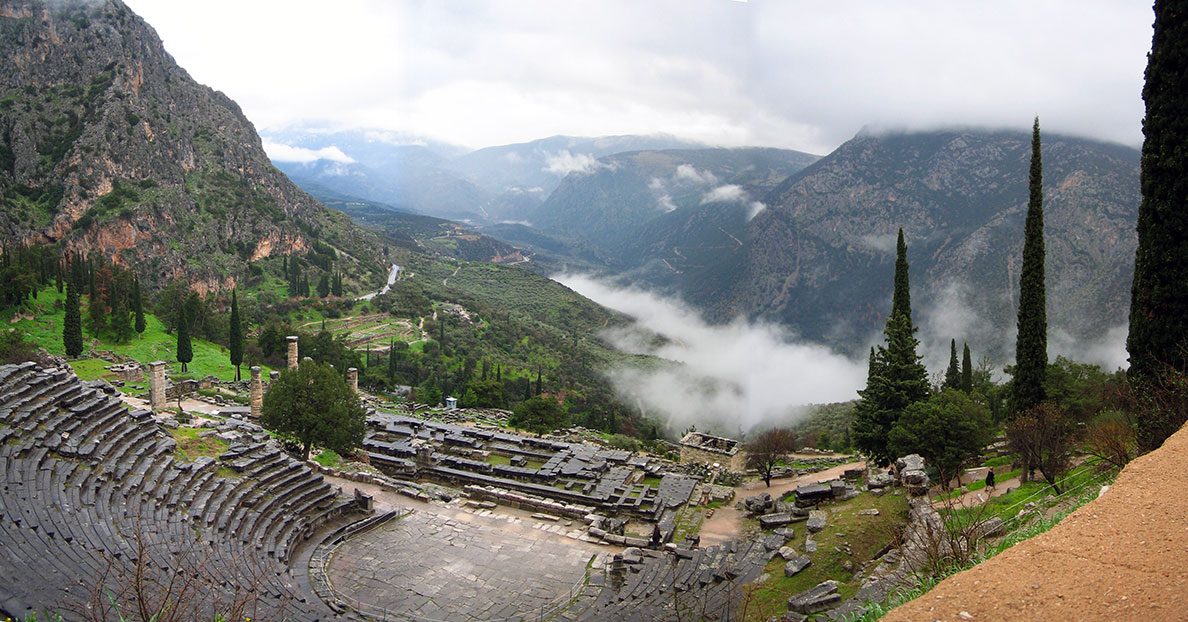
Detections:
[986, 470, 996, 491]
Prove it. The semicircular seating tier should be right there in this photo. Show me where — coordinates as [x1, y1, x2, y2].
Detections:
[0, 362, 364, 621]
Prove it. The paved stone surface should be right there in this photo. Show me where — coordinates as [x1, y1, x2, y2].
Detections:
[328, 507, 605, 620]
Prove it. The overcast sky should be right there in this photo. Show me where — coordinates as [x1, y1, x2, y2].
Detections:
[123, 0, 1153, 154]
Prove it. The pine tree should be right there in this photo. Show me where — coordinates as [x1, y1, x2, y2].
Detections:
[1013, 117, 1048, 414]
[176, 303, 192, 373]
[132, 276, 146, 335]
[961, 343, 973, 393]
[944, 339, 961, 390]
[63, 283, 83, 357]
[229, 289, 243, 381]
[317, 273, 330, 298]
[851, 228, 930, 465]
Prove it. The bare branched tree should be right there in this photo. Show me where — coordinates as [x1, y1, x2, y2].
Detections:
[1006, 402, 1077, 493]
[744, 428, 798, 487]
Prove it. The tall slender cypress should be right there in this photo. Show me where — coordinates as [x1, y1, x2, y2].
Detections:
[961, 343, 973, 393]
[229, 289, 243, 381]
[63, 283, 83, 358]
[176, 303, 192, 373]
[891, 229, 912, 322]
[944, 339, 961, 390]
[1127, 0, 1188, 449]
[132, 276, 146, 335]
[1013, 117, 1048, 414]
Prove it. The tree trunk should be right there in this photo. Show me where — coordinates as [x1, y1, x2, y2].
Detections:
[303, 442, 312, 462]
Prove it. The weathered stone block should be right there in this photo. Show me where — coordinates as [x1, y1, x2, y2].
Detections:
[806, 511, 827, 533]
[787, 580, 841, 614]
[783, 555, 812, 577]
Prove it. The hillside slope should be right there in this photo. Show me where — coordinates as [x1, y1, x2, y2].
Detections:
[0, 0, 383, 293]
[885, 422, 1188, 622]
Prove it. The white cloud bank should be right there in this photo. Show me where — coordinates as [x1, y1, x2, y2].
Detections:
[263, 141, 355, 164]
[558, 274, 867, 435]
[543, 150, 605, 176]
[701, 184, 748, 204]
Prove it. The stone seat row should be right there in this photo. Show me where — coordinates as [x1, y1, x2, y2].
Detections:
[0, 363, 355, 621]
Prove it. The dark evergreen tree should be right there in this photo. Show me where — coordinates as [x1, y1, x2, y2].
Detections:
[110, 295, 133, 343]
[850, 230, 929, 464]
[1127, 0, 1188, 450]
[944, 339, 961, 390]
[261, 360, 366, 461]
[229, 289, 243, 381]
[63, 283, 83, 357]
[961, 342, 973, 393]
[132, 276, 146, 335]
[891, 229, 912, 321]
[176, 303, 192, 373]
[535, 369, 542, 396]
[387, 340, 397, 381]
[54, 265, 63, 293]
[1013, 117, 1048, 414]
[317, 273, 330, 298]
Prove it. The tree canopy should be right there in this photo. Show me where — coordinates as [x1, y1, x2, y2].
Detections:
[260, 359, 366, 461]
[888, 389, 991, 489]
[510, 395, 568, 434]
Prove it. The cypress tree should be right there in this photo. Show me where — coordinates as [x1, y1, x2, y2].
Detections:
[944, 339, 961, 390]
[63, 283, 83, 357]
[535, 369, 542, 396]
[388, 340, 397, 381]
[961, 343, 973, 393]
[55, 265, 63, 293]
[1127, 0, 1188, 449]
[891, 229, 912, 322]
[229, 289, 243, 381]
[132, 276, 146, 335]
[1012, 117, 1048, 414]
[176, 304, 192, 373]
[850, 230, 929, 464]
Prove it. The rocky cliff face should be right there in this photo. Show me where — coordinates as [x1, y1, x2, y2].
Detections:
[0, 0, 381, 291]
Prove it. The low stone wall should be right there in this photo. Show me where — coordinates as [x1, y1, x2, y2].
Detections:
[463, 484, 595, 520]
[679, 444, 746, 472]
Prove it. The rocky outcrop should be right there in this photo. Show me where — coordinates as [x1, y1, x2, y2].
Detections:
[0, 0, 382, 291]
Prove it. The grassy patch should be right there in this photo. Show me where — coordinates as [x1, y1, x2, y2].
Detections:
[171, 427, 229, 462]
[953, 463, 1103, 524]
[313, 449, 342, 469]
[744, 491, 910, 621]
[641, 476, 662, 487]
[486, 453, 512, 466]
[671, 505, 705, 543]
[215, 465, 239, 479]
[983, 454, 1018, 468]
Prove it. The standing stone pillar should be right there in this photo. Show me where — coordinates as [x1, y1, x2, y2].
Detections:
[269, 371, 279, 384]
[347, 367, 358, 393]
[286, 336, 299, 369]
[249, 366, 263, 418]
[147, 361, 167, 412]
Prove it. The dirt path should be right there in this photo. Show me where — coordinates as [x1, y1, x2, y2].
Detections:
[934, 476, 1022, 510]
[699, 460, 864, 547]
[884, 425, 1188, 622]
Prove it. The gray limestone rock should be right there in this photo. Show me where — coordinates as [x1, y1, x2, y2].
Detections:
[806, 511, 827, 533]
[787, 580, 841, 614]
[783, 555, 812, 577]
[777, 546, 798, 561]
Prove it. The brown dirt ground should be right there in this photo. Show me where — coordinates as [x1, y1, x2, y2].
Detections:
[883, 424, 1188, 622]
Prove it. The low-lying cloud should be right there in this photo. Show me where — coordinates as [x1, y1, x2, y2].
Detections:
[558, 274, 867, 436]
[263, 141, 355, 164]
[543, 150, 605, 176]
[675, 164, 718, 186]
[701, 184, 747, 204]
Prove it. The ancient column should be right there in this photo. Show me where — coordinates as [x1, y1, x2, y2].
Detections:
[286, 336, 299, 369]
[347, 367, 358, 393]
[147, 361, 167, 412]
[269, 371, 279, 384]
[249, 366, 263, 418]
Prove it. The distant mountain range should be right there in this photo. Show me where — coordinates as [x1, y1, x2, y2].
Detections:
[265, 129, 706, 223]
[275, 127, 1139, 363]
